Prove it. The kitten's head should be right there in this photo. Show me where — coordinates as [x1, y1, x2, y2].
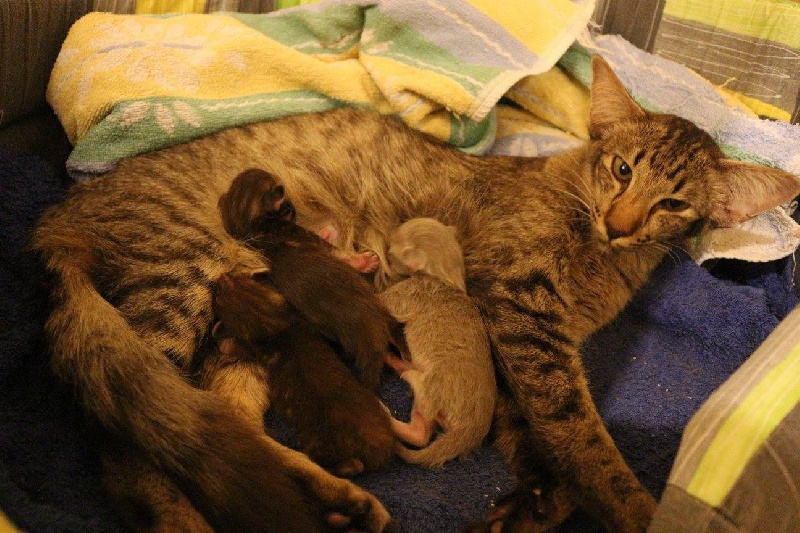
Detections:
[586, 56, 799, 250]
[387, 217, 466, 291]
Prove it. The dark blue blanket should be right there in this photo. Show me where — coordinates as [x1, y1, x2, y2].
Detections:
[1, 144, 796, 532]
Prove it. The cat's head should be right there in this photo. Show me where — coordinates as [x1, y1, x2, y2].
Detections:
[586, 56, 799, 249]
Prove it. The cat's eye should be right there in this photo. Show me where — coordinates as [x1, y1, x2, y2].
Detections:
[659, 198, 690, 212]
[611, 155, 632, 182]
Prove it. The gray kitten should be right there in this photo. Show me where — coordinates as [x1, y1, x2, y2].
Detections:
[380, 218, 496, 468]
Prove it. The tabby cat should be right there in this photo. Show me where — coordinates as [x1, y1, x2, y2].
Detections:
[33, 56, 799, 532]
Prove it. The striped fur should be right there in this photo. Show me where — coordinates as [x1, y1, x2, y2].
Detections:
[32, 56, 799, 531]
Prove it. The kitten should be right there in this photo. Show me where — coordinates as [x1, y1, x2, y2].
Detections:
[207, 317, 396, 476]
[218, 168, 403, 391]
[32, 56, 800, 532]
[380, 218, 496, 468]
[210, 168, 396, 475]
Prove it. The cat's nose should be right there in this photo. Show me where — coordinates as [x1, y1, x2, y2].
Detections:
[604, 202, 640, 240]
[605, 224, 627, 240]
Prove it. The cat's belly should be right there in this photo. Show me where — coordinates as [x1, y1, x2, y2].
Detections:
[47, 172, 269, 366]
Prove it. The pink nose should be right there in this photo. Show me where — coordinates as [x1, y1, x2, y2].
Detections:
[604, 203, 639, 240]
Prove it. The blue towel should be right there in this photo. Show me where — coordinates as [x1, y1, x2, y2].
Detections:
[1, 143, 796, 532]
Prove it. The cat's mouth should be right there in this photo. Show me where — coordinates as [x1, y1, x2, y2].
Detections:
[596, 215, 650, 250]
[609, 236, 647, 250]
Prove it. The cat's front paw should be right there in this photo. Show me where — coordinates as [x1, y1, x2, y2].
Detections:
[606, 489, 656, 533]
[463, 483, 568, 533]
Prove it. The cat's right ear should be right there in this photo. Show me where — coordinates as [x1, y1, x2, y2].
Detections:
[588, 56, 646, 139]
[708, 160, 800, 227]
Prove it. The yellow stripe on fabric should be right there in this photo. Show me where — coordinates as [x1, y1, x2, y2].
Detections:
[663, 0, 800, 49]
[466, 0, 583, 53]
[135, 0, 206, 14]
[276, 0, 320, 8]
[721, 90, 793, 122]
[687, 340, 800, 506]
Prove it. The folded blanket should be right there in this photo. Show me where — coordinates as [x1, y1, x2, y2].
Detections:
[48, 0, 595, 173]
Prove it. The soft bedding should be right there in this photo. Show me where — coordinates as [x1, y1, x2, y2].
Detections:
[2, 1, 800, 532]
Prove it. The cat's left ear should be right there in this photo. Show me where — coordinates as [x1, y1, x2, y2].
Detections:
[709, 160, 800, 227]
[588, 56, 646, 139]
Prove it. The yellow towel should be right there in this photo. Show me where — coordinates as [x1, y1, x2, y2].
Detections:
[47, 0, 596, 176]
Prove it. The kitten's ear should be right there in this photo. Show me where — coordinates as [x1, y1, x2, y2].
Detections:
[588, 56, 646, 139]
[396, 246, 427, 272]
[709, 160, 800, 227]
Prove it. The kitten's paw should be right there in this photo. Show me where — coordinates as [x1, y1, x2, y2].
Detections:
[333, 458, 365, 477]
[353, 251, 380, 273]
[383, 352, 413, 374]
[337, 250, 380, 273]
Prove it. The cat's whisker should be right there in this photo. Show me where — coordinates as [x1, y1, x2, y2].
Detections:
[556, 152, 597, 213]
[552, 165, 598, 214]
[648, 241, 686, 267]
[538, 175, 594, 215]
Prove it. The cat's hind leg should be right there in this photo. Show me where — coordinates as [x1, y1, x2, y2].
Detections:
[99, 437, 214, 533]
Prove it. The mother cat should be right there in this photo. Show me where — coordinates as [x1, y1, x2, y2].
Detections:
[33, 57, 799, 532]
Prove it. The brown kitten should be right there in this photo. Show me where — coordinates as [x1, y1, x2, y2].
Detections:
[379, 218, 496, 468]
[211, 170, 396, 475]
[213, 269, 297, 341]
[218, 168, 404, 390]
[32, 55, 799, 532]
[206, 315, 396, 477]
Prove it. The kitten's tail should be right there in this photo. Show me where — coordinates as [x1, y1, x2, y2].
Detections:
[38, 249, 331, 532]
[396, 416, 492, 469]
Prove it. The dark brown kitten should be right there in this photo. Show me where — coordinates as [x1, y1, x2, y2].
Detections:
[32, 56, 799, 532]
[219, 168, 404, 390]
[212, 318, 396, 476]
[210, 169, 396, 475]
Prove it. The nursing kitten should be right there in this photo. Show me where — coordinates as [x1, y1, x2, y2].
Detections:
[32, 56, 800, 532]
[207, 319, 396, 476]
[215, 167, 403, 391]
[209, 168, 396, 475]
[380, 218, 496, 468]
